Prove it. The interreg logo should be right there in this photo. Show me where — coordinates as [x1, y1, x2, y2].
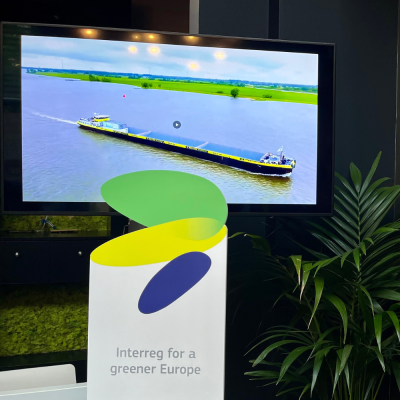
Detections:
[91, 170, 227, 314]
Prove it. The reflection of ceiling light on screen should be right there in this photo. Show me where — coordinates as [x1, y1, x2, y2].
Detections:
[129, 46, 137, 53]
[148, 46, 160, 55]
[188, 62, 199, 70]
[215, 52, 226, 60]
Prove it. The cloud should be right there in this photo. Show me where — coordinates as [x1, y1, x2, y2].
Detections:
[21, 36, 318, 85]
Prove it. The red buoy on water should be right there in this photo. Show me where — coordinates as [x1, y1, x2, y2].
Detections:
[123, 94, 126, 98]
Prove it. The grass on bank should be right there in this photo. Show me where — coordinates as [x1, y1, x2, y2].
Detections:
[34, 72, 318, 105]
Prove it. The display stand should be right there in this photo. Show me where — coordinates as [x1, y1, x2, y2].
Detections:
[87, 171, 227, 400]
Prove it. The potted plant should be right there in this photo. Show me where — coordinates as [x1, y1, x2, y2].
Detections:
[236, 153, 400, 399]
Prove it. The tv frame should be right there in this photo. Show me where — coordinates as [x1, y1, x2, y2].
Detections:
[1, 22, 335, 216]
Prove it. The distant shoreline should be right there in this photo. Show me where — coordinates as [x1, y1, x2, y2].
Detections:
[26, 71, 318, 105]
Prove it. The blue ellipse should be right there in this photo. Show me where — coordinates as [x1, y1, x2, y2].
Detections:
[138, 252, 211, 314]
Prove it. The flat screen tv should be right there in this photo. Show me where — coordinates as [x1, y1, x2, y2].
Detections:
[1, 22, 335, 215]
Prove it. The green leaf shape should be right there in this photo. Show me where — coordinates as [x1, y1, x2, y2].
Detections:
[364, 237, 374, 245]
[244, 370, 279, 379]
[331, 215, 359, 241]
[308, 276, 324, 328]
[336, 172, 358, 199]
[389, 303, 400, 312]
[386, 311, 400, 342]
[334, 204, 358, 230]
[392, 362, 400, 394]
[362, 252, 400, 280]
[311, 346, 333, 395]
[332, 351, 341, 396]
[360, 152, 381, 196]
[360, 186, 387, 217]
[298, 383, 311, 399]
[321, 217, 358, 248]
[374, 314, 382, 352]
[300, 263, 314, 301]
[228, 232, 245, 239]
[362, 187, 400, 239]
[307, 220, 352, 252]
[341, 250, 352, 268]
[290, 255, 302, 285]
[245, 333, 306, 356]
[350, 162, 362, 193]
[101, 170, 227, 232]
[246, 234, 271, 255]
[335, 195, 358, 220]
[230, 233, 272, 255]
[277, 345, 313, 383]
[369, 346, 385, 371]
[372, 289, 400, 302]
[251, 340, 305, 367]
[344, 364, 350, 392]
[361, 187, 396, 226]
[307, 327, 338, 361]
[339, 345, 353, 375]
[372, 299, 385, 314]
[314, 256, 339, 276]
[371, 227, 398, 236]
[360, 242, 366, 255]
[359, 177, 390, 207]
[336, 185, 358, 211]
[353, 247, 360, 270]
[324, 294, 348, 343]
[363, 373, 379, 400]
[358, 284, 375, 316]
[276, 386, 305, 396]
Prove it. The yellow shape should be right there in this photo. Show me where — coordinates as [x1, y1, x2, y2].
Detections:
[91, 218, 227, 267]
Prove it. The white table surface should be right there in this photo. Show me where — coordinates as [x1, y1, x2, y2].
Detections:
[0, 383, 87, 399]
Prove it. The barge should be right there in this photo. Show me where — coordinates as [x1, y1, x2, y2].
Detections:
[77, 114, 296, 175]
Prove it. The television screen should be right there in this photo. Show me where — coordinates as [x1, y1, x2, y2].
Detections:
[1, 23, 335, 215]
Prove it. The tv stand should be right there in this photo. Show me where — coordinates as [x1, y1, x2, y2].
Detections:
[0, 231, 110, 285]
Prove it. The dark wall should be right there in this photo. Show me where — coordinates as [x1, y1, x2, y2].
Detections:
[0, 0, 189, 33]
[280, 0, 398, 191]
[199, 0, 269, 39]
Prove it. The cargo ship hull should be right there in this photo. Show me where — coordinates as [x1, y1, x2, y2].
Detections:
[78, 123, 294, 176]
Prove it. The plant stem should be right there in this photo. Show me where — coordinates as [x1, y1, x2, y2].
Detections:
[358, 194, 361, 245]
[372, 373, 384, 400]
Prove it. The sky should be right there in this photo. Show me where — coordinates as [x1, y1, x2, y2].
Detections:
[21, 35, 319, 85]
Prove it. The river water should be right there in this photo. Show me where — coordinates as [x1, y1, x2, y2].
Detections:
[22, 73, 317, 204]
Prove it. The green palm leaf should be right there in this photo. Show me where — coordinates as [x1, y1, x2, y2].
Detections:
[386, 311, 400, 342]
[308, 276, 324, 328]
[277, 346, 313, 383]
[324, 293, 348, 343]
[369, 346, 385, 371]
[350, 162, 362, 193]
[251, 340, 305, 367]
[374, 314, 382, 351]
[244, 153, 400, 400]
[335, 171, 358, 199]
[339, 345, 353, 375]
[311, 347, 333, 395]
[360, 152, 381, 196]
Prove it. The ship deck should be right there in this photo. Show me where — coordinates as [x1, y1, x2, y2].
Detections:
[127, 128, 265, 162]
